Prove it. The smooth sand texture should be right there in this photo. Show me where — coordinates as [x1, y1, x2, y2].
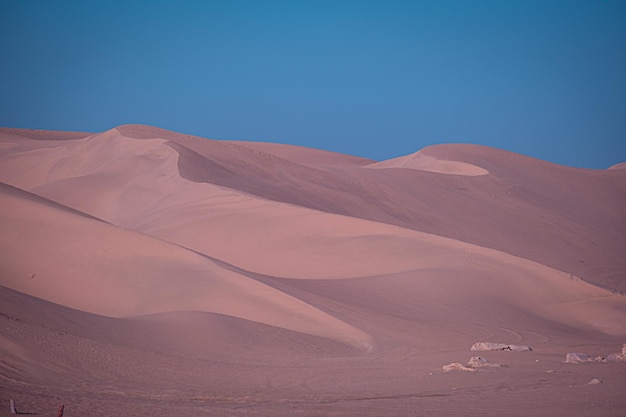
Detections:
[1, 125, 625, 416]
[367, 149, 489, 176]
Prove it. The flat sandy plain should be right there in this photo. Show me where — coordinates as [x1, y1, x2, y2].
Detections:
[1, 125, 625, 416]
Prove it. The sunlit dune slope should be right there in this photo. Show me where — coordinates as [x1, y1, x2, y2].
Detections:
[367, 149, 489, 176]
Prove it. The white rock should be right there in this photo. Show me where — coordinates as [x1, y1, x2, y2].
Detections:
[443, 362, 475, 372]
[471, 342, 531, 352]
[565, 352, 596, 364]
[606, 353, 625, 363]
[467, 356, 506, 368]
[588, 378, 603, 385]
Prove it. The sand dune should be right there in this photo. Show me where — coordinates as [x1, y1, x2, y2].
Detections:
[367, 149, 489, 176]
[0, 183, 371, 348]
[1, 125, 625, 416]
[117, 125, 626, 292]
[3, 126, 624, 291]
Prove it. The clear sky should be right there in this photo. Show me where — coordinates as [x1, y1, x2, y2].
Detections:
[1, 0, 625, 168]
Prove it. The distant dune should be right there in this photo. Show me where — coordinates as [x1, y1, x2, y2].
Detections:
[367, 149, 489, 176]
[1, 125, 625, 417]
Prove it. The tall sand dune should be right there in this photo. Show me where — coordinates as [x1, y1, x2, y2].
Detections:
[2, 125, 624, 291]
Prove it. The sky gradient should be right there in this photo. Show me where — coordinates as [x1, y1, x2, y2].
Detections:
[1, 0, 625, 168]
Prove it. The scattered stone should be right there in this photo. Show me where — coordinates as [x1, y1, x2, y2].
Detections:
[564, 352, 596, 364]
[443, 356, 507, 372]
[565, 344, 626, 364]
[470, 342, 532, 352]
[606, 344, 626, 362]
[467, 356, 507, 368]
[443, 362, 475, 372]
[588, 378, 603, 385]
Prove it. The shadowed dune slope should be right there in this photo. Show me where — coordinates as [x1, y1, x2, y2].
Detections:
[0, 285, 360, 385]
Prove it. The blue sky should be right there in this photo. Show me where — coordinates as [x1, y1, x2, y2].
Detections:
[1, 0, 625, 168]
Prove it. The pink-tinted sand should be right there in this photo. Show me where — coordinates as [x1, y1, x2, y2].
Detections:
[1, 125, 625, 416]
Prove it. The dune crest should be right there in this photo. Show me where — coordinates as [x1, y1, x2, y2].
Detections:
[368, 149, 489, 176]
